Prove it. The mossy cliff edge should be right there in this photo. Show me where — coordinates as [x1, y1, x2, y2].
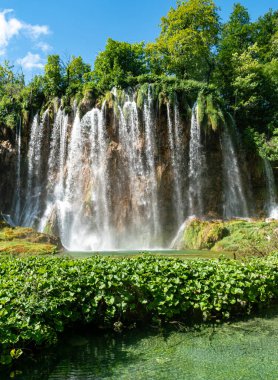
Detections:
[0, 216, 62, 256]
[180, 218, 278, 255]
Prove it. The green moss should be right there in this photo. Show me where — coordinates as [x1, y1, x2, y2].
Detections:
[183, 220, 228, 249]
[0, 241, 57, 256]
[0, 225, 60, 256]
[182, 219, 278, 255]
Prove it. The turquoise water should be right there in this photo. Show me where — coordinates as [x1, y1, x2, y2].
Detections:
[8, 306, 278, 380]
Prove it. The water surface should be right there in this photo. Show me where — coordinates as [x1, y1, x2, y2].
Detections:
[8, 306, 278, 380]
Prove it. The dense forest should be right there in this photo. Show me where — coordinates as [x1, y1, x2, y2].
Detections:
[0, 0, 277, 161]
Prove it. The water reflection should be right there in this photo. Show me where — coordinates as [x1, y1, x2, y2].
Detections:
[7, 306, 278, 379]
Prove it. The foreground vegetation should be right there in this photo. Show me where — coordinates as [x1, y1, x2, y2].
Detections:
[1, 254, 278, 367]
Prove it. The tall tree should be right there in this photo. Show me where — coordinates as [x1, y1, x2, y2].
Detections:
[216, 3, 253, 99]
[65, 56, 91, 96]
[44, 55, 65, 98]
[147, 0, 220, 81]
[92, 38, 147, 91]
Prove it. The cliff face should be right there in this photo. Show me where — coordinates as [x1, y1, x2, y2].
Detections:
[0, 91, 276, 250]
[0, 140, 16, 212]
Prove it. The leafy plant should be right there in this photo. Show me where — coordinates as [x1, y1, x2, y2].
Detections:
[1, 254, 278, 368]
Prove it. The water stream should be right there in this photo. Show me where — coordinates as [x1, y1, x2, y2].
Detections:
[263, 158, 278, 218]
[13, 117, 22, 224]
[188, 104, 205, 217]
[221, 124, 249, 218]
[22, 110, 48, 226]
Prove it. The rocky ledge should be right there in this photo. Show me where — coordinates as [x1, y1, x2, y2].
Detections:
[0, 214, 62, 256]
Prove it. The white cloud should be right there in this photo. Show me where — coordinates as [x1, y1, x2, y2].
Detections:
[17, 52, 44, 70]
[0, 9, 50, 55]
[24, 24, 49, 39]
[37, 41, 52, 52]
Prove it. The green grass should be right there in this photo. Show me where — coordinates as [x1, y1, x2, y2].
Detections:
[0, 226, 60, 256]
[0, 241, 57, 256]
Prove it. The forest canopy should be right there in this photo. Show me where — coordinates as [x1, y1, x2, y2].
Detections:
[0, 0, 277, 160]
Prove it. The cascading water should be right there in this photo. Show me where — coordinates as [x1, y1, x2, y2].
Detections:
[263, 159, 278, 219]
[39, 109, 68, 232]
[221, 124, 249, 218]
[188, 103, 205, 217]
[15, 89, 270, 251]
[84, 104, 111, 249]
[60, 110, 87, 249]
[143, 86, 161, 243]
[166, 102, 184, 225]
[13, 117, 22, 224]
[117, 93, 149, 247]
[22, 111, 48, 226]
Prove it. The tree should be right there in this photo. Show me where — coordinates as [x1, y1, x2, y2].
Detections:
[44, 55, 65, 98]
[65, 56, 91, 97]
[147, 0, 220, 81]
[253, 10, 278, 62]
[92, 38, 148, 91]
[0, 62, 24, 130]
[216, 3, 253, 99]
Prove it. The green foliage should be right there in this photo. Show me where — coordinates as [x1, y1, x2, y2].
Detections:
[0, 62, 24, 131]
[197, 90, 226, 132]
[92, 38, 148, 92]
[215, 4, 278, 154]
[253, 10, 278, 62]
[64, 56, 91, 100]
[147, 0, 220, 81]
[216, 3, 253, 91]
[0, 0, 276, 159]
[1, 254, 278, 367]
[43, 55, 65, 98]
[243, 127, 278, 161]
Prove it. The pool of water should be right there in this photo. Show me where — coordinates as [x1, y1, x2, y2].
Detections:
[8, 306, 278, 379]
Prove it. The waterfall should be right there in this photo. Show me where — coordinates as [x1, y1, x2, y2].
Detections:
[14, 89, 268, 252]
[170, 216, 195, 249]
[39, 109, 68, 232]
[86, 104, 111, 249]
[60, 111, 87, 249]
[143, 86, 161, 243]
[117, 94, 147, 246]
[166, 101, 184, 225]
[263, 159, 278, 219]
[13, 117, 22, 224]
[22, 111, 48, 226]
[221, 125, 249, 218]
[188, 104, 205, 216]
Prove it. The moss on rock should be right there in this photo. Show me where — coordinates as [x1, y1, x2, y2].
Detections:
[183, 219, 228, 250]
[0, 219, 62, 256]
[182, 218, 278, 255]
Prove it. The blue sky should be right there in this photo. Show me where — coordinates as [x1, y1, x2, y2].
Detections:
[0, 0, 277, 80]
